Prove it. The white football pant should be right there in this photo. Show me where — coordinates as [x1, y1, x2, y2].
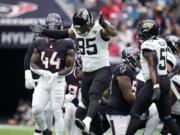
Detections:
[106, 114, 131, 135]
[32, 76, 65, 135]
[64, 102, 81, 135]
[144, 103, 160, 135]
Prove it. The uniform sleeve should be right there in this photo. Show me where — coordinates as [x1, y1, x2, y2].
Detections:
[141, 41, 156, 51]
[113, 64, 132, 78]
[167, 52, 176, 69]
[65, 39, 75, 50]
[24, 42, 36, 70]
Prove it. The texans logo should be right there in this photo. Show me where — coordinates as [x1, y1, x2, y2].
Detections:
[0, 2, 38, 18]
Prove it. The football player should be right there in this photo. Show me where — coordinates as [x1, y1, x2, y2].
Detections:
[63, 51, 82, 135]
[106, 47, 139, 135]
[24, 33, 54, 135]
[165, 35, 180, 78]
[30, 13, 75, 135]
[136, 50, 177, 135]
[125, 19, 180, 135]
[30, 8, 117, 134]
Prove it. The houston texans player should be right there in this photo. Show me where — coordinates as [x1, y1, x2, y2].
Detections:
[30, 13, 75, 135]
[30, 8, 117, 134]
[24, 33, 54, 135]
[106, 47, 140, 135]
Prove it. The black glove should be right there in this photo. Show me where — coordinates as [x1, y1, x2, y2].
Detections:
[30, 23, 44, 34]
[151, 84, 161, 102]
[99, 12, 107, 28]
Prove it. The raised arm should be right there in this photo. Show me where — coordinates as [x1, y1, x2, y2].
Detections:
[30, 24, 75, 39]
[99, 12, 117, 39]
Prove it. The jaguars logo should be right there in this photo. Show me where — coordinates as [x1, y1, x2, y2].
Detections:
[82, 10, 88, 20]
[169, 35, 179, 41]
[143, 22, 154, 28]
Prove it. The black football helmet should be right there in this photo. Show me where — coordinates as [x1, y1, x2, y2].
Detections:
[136, 19, 159, 42]
[73, 8, 94, 36]
[45, 13, 63, 30]
[165, 35, 180, 56]
[75, 51, 82, 70]
[122, 47, 141, 71]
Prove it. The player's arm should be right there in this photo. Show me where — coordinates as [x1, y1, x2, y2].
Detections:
[143, 49, 161, 101]
[30, 24, 75, 39]
[117, 76, 136, 104]
[30, 48, 41, 70]
[58, 49, 75, 76]
[99, 13, 117, 39]
[143, 49, 159, 86]
[24, 43, 36, 89]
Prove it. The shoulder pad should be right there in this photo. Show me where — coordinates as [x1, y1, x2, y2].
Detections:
[141, 40, 156, 50]
[172, 75, 180, 86]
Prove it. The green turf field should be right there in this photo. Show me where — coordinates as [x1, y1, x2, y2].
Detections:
[0, 125, 161, 135]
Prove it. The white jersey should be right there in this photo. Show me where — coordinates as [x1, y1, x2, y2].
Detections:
[171, 75, 180, 115]
[167, 52, 176, 69]
[71, 21, 110, 72]
[140, 38, 168, 81]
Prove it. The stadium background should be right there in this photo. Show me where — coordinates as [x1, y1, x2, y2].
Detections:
[0, 0, 180, 133]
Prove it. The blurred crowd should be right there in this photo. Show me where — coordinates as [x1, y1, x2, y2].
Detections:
[64, 0, 180, 60]
[8, 99, 34, 126]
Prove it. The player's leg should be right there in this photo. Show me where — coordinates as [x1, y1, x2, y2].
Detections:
[44, 101, 53, 130]
[106, 114, 131, 135]
[51, 80, 66, 135]
[157, 77, 180, 135]
[82, 67, 111, 133]
[143, 103, 160, 135]
[64, 102, 81, 135]
[32, 78, 51, 134]
[126, 80, 153, 135]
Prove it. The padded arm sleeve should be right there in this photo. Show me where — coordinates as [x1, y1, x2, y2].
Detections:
[42, 29, 69, 39]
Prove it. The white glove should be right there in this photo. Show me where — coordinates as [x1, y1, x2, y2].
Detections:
[25, 70, 34, 89]
[41, 70, 53, 82]
[65, 94, 75, 102]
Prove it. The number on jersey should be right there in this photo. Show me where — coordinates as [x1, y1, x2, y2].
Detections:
[77, 38, 97, 55]
[41, 51, 61, 69]
[159, 48, 167, 70]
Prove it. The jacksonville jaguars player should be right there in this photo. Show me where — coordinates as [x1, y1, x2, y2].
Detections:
[30, 8, 117, 134]
[136, 50, 177, 135]
[125, 19, 180, 135]
[106, 47, 139, 135]
[30, 13, 75, 135]
[165, 35, 180, 78]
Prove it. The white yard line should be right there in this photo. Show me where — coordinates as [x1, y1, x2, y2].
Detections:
[0, 124, 33, 129]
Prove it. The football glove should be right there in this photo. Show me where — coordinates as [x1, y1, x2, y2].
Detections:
[151, 84, 161, 102]
[65, 94, 75, 102]
[25, 70, 34, 89]
[99, 12, 107, 28]
[30, 23, 44, 34]
[41, 70, 53, 82]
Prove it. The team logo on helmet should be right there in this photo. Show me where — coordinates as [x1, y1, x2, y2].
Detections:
[82, 10, 88, 21]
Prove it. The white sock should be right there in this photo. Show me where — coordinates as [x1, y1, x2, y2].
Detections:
[34, 133, 41, 135]
[83, 117, 92, 131]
